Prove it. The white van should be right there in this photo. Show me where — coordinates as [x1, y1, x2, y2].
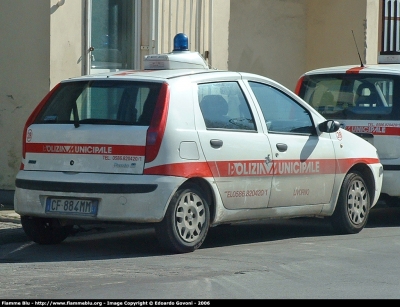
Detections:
[295, 58, 400, 206]
[14, 34, 383, 253]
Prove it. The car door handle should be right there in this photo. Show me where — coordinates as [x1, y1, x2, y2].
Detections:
[276, 143, 288, 152]
[210, 139, 223, 148]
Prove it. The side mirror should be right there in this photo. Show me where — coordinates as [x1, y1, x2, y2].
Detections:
[318, 120, 340, 133]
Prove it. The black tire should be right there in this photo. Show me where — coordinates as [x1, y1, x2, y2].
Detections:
[155, 183, 210, 254]
[330, 171, 370, 234]
[21, 216, 73, 245]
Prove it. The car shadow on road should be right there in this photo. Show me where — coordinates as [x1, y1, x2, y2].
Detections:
[202, 205, 400, 249]
[1, 205, 400, 262]
[366, 205, 400, 228]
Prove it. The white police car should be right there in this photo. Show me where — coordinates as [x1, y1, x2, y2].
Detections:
[295, 56, 400, 207]
[14, 34, 383, 253]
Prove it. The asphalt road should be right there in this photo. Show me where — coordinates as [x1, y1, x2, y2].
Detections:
[1, 204, 400, 299]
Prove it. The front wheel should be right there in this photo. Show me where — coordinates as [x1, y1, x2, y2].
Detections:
[155, 184, 210, 254]
[330, 171, 370, 234]
[21, 216, 73, 245]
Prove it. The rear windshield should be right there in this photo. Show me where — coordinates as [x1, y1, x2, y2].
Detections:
[35, 80, 162, 125]
[298, 73, 400, 120]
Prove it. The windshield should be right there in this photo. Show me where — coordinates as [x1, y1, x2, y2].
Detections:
[35, 80, 163, 126]
[298, 73, 400, 120]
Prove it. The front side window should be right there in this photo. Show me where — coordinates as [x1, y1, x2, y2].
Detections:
[249, 82, 315, 134]
[35, 81, 162, 126]
[298, 73, 400, 120]
[198, 82, 256, 131]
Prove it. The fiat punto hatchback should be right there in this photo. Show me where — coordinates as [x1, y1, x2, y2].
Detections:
[14, 34, 383, 253]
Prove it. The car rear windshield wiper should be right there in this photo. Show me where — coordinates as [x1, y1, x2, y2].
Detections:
[72, 101, 80, 128]
[77, 118, 134, 125]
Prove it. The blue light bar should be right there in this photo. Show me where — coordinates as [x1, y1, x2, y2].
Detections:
[173, 33, 189, 51]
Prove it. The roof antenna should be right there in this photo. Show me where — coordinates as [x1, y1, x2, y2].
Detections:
[352, 30, 364, 67]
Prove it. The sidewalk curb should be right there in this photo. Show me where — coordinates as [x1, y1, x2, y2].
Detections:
[0, 210, 21, 224]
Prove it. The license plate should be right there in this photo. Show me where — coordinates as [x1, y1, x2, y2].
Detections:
[45, 198, 98, 216]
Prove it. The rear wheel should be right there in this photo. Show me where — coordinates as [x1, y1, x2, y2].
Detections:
[21, 216, 73, 245]
[155, 183, 210, 254]
[330, 171, 370, 234]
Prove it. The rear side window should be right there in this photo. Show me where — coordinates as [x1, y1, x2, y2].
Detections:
[35, 81, 162, 125]
[198, 81, 256, 131]
[298, 73, 400, 120]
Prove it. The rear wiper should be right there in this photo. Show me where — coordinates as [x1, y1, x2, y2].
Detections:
[78, 118, 130, 125]
[72, 101, 80, 128]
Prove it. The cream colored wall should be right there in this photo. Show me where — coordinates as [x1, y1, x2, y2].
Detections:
[140, 0, 151, 68]
[228, 0, 379, 89]
[228, 0, 307, 90]
[0, 0, 82, 191]
[49, 0, 83, 89]
[0, 0, 50, 190]
[210, 0, 230, 70]
[366, 0, 380, 64]
[305, 0, 367, 70]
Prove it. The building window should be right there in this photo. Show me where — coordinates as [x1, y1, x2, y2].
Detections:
[89, 0, 135, 73]
[381, 0, 400, 54]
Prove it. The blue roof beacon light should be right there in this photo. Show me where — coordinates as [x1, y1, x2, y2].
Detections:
[143, 33, 209, 70]
[173, 33, 189, 51]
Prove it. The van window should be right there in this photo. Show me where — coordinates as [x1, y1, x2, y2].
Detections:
[299, 74, 400, 120]
[35, 81, 162, 126]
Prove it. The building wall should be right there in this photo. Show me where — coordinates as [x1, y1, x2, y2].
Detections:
[0, 0, 83, 193]
[228, 0, 307, 90]
[0, 0, 50, 191]
[366, 0, 380, 64]
[210, 0, 230, 70]
[49, 0, 83, 89]
[305, 0, 368, 70]
[228, 0, 380, 90]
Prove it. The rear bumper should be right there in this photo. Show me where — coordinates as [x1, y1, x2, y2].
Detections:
[16, 178, 157, 194]
[14, 171, 185, 223]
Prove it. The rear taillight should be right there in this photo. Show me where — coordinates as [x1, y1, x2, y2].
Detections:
[145, 82, 170, 163]
[294, 75, 304, 95]
[21, 83, 61, 166]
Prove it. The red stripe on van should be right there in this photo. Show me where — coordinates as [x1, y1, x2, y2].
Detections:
[294, 76, 304, 95]
[345, 125, 400, 136]
[25, 143, 145, 156]
[346, 66, 365, 74]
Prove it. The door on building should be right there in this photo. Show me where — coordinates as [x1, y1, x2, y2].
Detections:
[86, 0, 138, 74]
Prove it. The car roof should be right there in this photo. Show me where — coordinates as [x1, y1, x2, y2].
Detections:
[62, 68, 235, 83]
[302, 63, 400, 76]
